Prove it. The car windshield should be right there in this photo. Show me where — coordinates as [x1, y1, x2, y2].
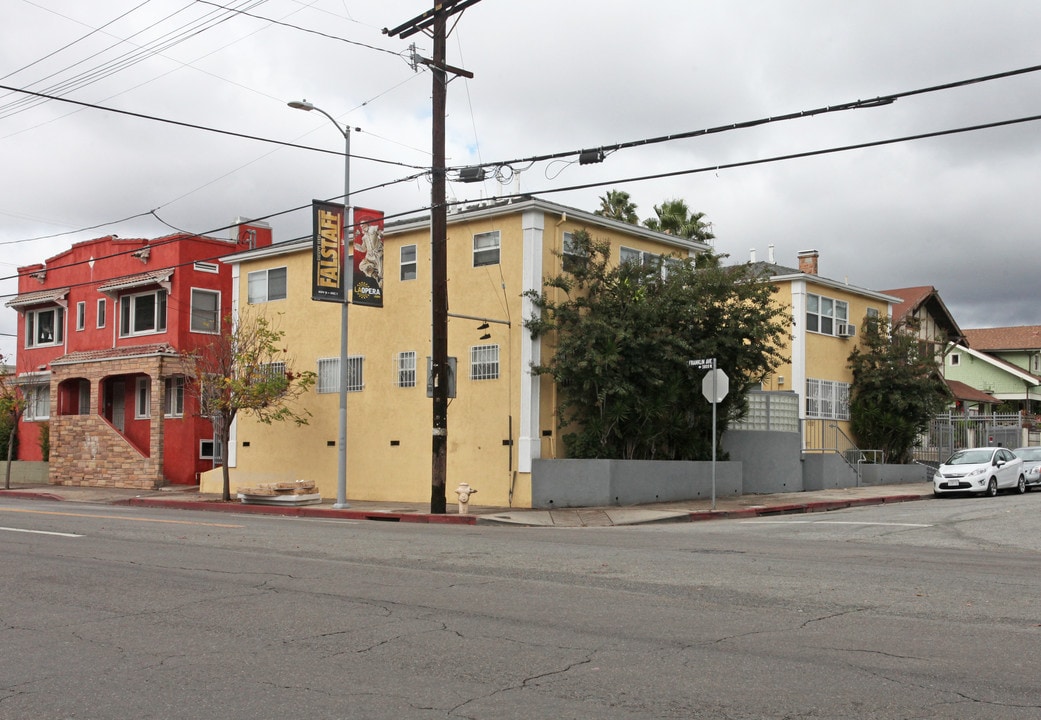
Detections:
[946, 449, 993, 465]
[1015, 448, 1041, 461]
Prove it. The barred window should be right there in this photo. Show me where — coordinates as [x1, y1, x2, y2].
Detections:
[316, 357, 364, 393]
[470, 344, 499, 381]
[396, 351, 417, 388]
[806, 378, 850, 420]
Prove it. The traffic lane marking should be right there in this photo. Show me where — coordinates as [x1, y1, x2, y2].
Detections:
[741, 520, 932, 527]
[1, 526, 83, 537]
[0, 507, 244, 528]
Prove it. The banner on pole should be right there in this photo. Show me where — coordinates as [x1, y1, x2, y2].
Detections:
[352, 207, 384, 307]
[311, 200, 346, 303]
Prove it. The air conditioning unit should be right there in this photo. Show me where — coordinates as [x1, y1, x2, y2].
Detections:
[836, 323, 856, 338]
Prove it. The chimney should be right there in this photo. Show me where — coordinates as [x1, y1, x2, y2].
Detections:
[234, 217, 273, 249]
[797, 250, 819, 275]
[749, 248, 756, 263]
[768, 244, 775, 263]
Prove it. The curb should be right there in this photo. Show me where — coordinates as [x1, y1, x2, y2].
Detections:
[0, 490, 63, 501]
[684, 493, 931, 522]
[121, 497, 480, 525]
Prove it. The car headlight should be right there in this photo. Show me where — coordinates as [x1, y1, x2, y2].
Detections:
[967, 467, 986, 477]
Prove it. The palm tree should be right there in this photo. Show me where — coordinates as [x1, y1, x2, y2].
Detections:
[594, 189, 639, 225]
[643, 198, 715, 243]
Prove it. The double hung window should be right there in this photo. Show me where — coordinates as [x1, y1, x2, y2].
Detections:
[120, 290, 167, 336]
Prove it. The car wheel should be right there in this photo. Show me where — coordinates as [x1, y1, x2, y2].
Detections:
[1018, 475, 1027, 494]
[987, 478, 999, 497]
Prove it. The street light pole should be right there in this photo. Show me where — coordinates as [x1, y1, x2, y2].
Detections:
[288, 99, 351, 509]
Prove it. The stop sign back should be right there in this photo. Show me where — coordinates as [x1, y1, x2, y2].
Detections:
[701, 368, 729, 404]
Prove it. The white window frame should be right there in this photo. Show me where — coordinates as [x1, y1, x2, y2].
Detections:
[470, 344, 500, 381]
[119, 289, 167, 337]
[316, 356, 364, 393]
[200, 439, 223, 461]
[396, 351, 417, 388]
[135, 377, 151, 419]
[164, 376, 184, 418]
[25, 306, 64, 348]
[562, 232, 587, 272]
[400, 244, 417, 281]
[97, 298, 106, 329]
[23, 383, 50, 421]
[76, 301, 85, 331]
[247, 267, 287, 304]
[806, 378, 850, 420]
[473, 231, 500, 267]
[190, 288, 220, 334]
[806, 293, 849, 337]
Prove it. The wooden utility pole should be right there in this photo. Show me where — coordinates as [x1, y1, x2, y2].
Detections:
[429, 9, 449, 514]
[385, 1, 479, 513]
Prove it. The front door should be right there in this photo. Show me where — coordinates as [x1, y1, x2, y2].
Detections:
[112, 380, 125, 432]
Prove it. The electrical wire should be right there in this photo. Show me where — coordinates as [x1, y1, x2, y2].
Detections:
[449, 62, 1041, 176]
[0, 83, 428, 170]
[193, 0, 407, 58]
[0, 1, 266, 120]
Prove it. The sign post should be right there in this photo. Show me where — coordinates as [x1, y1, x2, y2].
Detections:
[689, 358, 729, 510]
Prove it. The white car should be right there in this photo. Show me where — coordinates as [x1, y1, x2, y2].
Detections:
[1013, 447, 1041, 489]
[933, 447, 1025, 497]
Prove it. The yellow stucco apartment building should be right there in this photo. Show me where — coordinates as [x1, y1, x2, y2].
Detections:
[201, 197, 711, 506]
[751, 249, 898, 451]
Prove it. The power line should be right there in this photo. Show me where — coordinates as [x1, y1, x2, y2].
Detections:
[194, 0, 409, 58]
[0, 83, 428, 170]
[450, 62, 1041, 177]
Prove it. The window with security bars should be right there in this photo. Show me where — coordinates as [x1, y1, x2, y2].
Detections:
[470, 344, 499, 381]
[396, 351, 417, 388]
[316, 357, 364, 393]
[806, 378, 850, 420]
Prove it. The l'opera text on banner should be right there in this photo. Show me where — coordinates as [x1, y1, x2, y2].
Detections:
[352, 206, 384, 308]
[311, 200, 346, 303]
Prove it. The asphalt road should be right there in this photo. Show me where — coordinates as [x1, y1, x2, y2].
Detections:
[2, 492, 1040, 719]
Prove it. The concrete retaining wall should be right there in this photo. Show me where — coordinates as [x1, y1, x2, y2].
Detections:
[723, 430, 803, 494]
[860, 463, 931, 485]
[531, 459, 743, 509]
[2, 461, 49, 485]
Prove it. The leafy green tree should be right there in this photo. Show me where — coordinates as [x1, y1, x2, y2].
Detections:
[186, 311, 316, 501]
[525, 230, 788, 460]
[594, 189, 639, 225]
[847, 315, 951, 463]
[643, 198, 715, 243]
[0, 358, 26, 490]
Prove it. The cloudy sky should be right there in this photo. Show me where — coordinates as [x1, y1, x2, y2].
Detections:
[3, 0, 1040, 361]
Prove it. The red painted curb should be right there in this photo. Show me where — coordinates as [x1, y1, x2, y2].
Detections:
[0, 490, 63, 501]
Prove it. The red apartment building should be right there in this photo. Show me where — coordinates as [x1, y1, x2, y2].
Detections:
[5, 221, 272, 488]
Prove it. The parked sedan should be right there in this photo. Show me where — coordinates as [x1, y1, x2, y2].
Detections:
[1013, 447, 1041, 489]
[933, 447, 1025, 497]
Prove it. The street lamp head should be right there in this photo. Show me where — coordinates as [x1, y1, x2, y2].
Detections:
[288, 99, 315, 111]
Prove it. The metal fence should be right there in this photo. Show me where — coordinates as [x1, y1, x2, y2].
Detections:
[913, 412, 1025, 468]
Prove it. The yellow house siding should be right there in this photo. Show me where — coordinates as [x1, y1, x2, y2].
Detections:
[201, 199, 710, 506]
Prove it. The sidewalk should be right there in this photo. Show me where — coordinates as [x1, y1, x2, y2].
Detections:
[0, 482, 935, 527]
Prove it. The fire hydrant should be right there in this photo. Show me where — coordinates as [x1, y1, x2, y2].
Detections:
[454, 482, 477, 514]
